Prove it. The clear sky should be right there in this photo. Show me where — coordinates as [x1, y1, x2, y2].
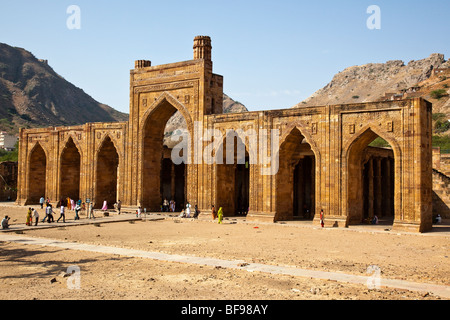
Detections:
[0, 0, 449, 113]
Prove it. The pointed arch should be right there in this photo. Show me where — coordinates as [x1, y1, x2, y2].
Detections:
[214, 131, 250, 217]
[59, 136, 81, 202]
[139, 92, 192, 211]
[275, 126, 318, 222]
[94, 135, 119, 209]
[26, 142, 47, 204]
[343, 126, 399, 225]
[139, 92, 194, 137]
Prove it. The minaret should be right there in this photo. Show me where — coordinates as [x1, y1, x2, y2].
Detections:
[193, 36, 212, 60]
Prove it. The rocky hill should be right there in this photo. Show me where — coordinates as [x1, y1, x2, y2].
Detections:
[295, 53, 450, 119]
[0, 43, 128, 135]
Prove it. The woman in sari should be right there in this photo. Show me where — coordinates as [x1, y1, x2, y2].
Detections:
[26, 207, 32, 226]
[102, 200, 108, 211]
[217, 207, 223, 224]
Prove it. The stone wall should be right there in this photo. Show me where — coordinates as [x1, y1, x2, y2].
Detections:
[0, 161, 17, 201]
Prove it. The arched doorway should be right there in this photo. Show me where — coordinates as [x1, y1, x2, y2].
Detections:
[27, 143, 47, 204]
[142, 98, 188, 212]
[347, 129, 395, 226]
[95, 136, 119, 209]
[215, 133, 250, 217]
[275, 128, 316, 221]
[59, 137, 81, 203]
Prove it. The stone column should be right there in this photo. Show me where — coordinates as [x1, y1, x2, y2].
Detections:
[375, 157, 382, 218]
[384, 158, 391, 217]
[368, 158, 374, 219]
[171, 162, 176, 200]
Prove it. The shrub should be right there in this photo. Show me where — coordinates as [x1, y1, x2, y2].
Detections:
[430, 89, 447, 100]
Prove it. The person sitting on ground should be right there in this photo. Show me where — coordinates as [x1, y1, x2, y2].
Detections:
[193, 205, 200, 219]
[371, 215, 379, 225]
[178, 209, 186, 218]
[435, 214, 442, 224]
[1, 216, 10, 229]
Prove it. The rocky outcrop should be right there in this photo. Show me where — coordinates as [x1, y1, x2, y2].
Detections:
[0, 43, 128, 134]
[295, 53, 449, 113]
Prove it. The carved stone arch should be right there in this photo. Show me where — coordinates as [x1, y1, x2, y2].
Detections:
[26, 141, 48, 204]
[343, 124, 400, 226]
[342, 124, 401, 162]
[274, 124, 320, 222]
[278, 122, 321, 161]
[27, 141, 49, 165]
[95, 133, 123, 160]
[60, 134, 84, 161]
[139, 91, 193, 211]
[94, 134, 119, 209]
[139, 92, 194, 138]
[59, 136, 82, 202]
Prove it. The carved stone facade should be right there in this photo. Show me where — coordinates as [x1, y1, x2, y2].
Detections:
[16, 36, 433, 232]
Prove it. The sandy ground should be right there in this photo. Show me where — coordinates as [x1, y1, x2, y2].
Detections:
[0, 204, 449, 301]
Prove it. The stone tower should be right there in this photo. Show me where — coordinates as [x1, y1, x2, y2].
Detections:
[193, 36, 212, 60]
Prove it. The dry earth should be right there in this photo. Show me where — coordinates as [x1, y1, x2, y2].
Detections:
[0, 205, 449, 301]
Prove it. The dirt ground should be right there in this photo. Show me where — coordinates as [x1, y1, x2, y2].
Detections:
[0, 204, 449, 301]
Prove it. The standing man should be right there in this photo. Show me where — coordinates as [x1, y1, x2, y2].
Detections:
[39, 196, 45, 209]
[88, 202, 95, 219]
[117, 200, 121, 215]
[33, 208, 39, 226]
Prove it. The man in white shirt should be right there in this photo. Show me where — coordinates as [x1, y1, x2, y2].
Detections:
[57, 205, 66, 223]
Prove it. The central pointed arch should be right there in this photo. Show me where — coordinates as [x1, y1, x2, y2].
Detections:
[139, 93, 193, 211]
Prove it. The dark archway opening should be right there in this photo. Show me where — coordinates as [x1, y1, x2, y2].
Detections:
[59, 137, 81, 203]
[95, 136, 119, 209]
[276, 128, 316, 221]
[142, 100, 187, 212]
[348, 131, 395, 226]
[215, 135, 250, 217]
[28, 143, 46, 204]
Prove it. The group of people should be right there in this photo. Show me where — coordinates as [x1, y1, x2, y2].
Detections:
[177, 203, 224, 224]
[177, 202, 200, 219]
[161, 199, 176, 212]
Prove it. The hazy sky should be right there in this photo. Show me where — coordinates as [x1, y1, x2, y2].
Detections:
[1, 0, 449, 113]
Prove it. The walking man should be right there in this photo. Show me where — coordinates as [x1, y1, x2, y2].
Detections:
[57, 205, 66, 223]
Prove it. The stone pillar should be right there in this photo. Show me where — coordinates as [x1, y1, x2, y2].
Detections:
[385, 158, 392, 217]
[375, 157, 382, 218]
[171, 163, 176, 200]
[368, 158, 374, 219]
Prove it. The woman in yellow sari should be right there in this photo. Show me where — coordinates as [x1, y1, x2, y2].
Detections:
[217, 207, 223, 224]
